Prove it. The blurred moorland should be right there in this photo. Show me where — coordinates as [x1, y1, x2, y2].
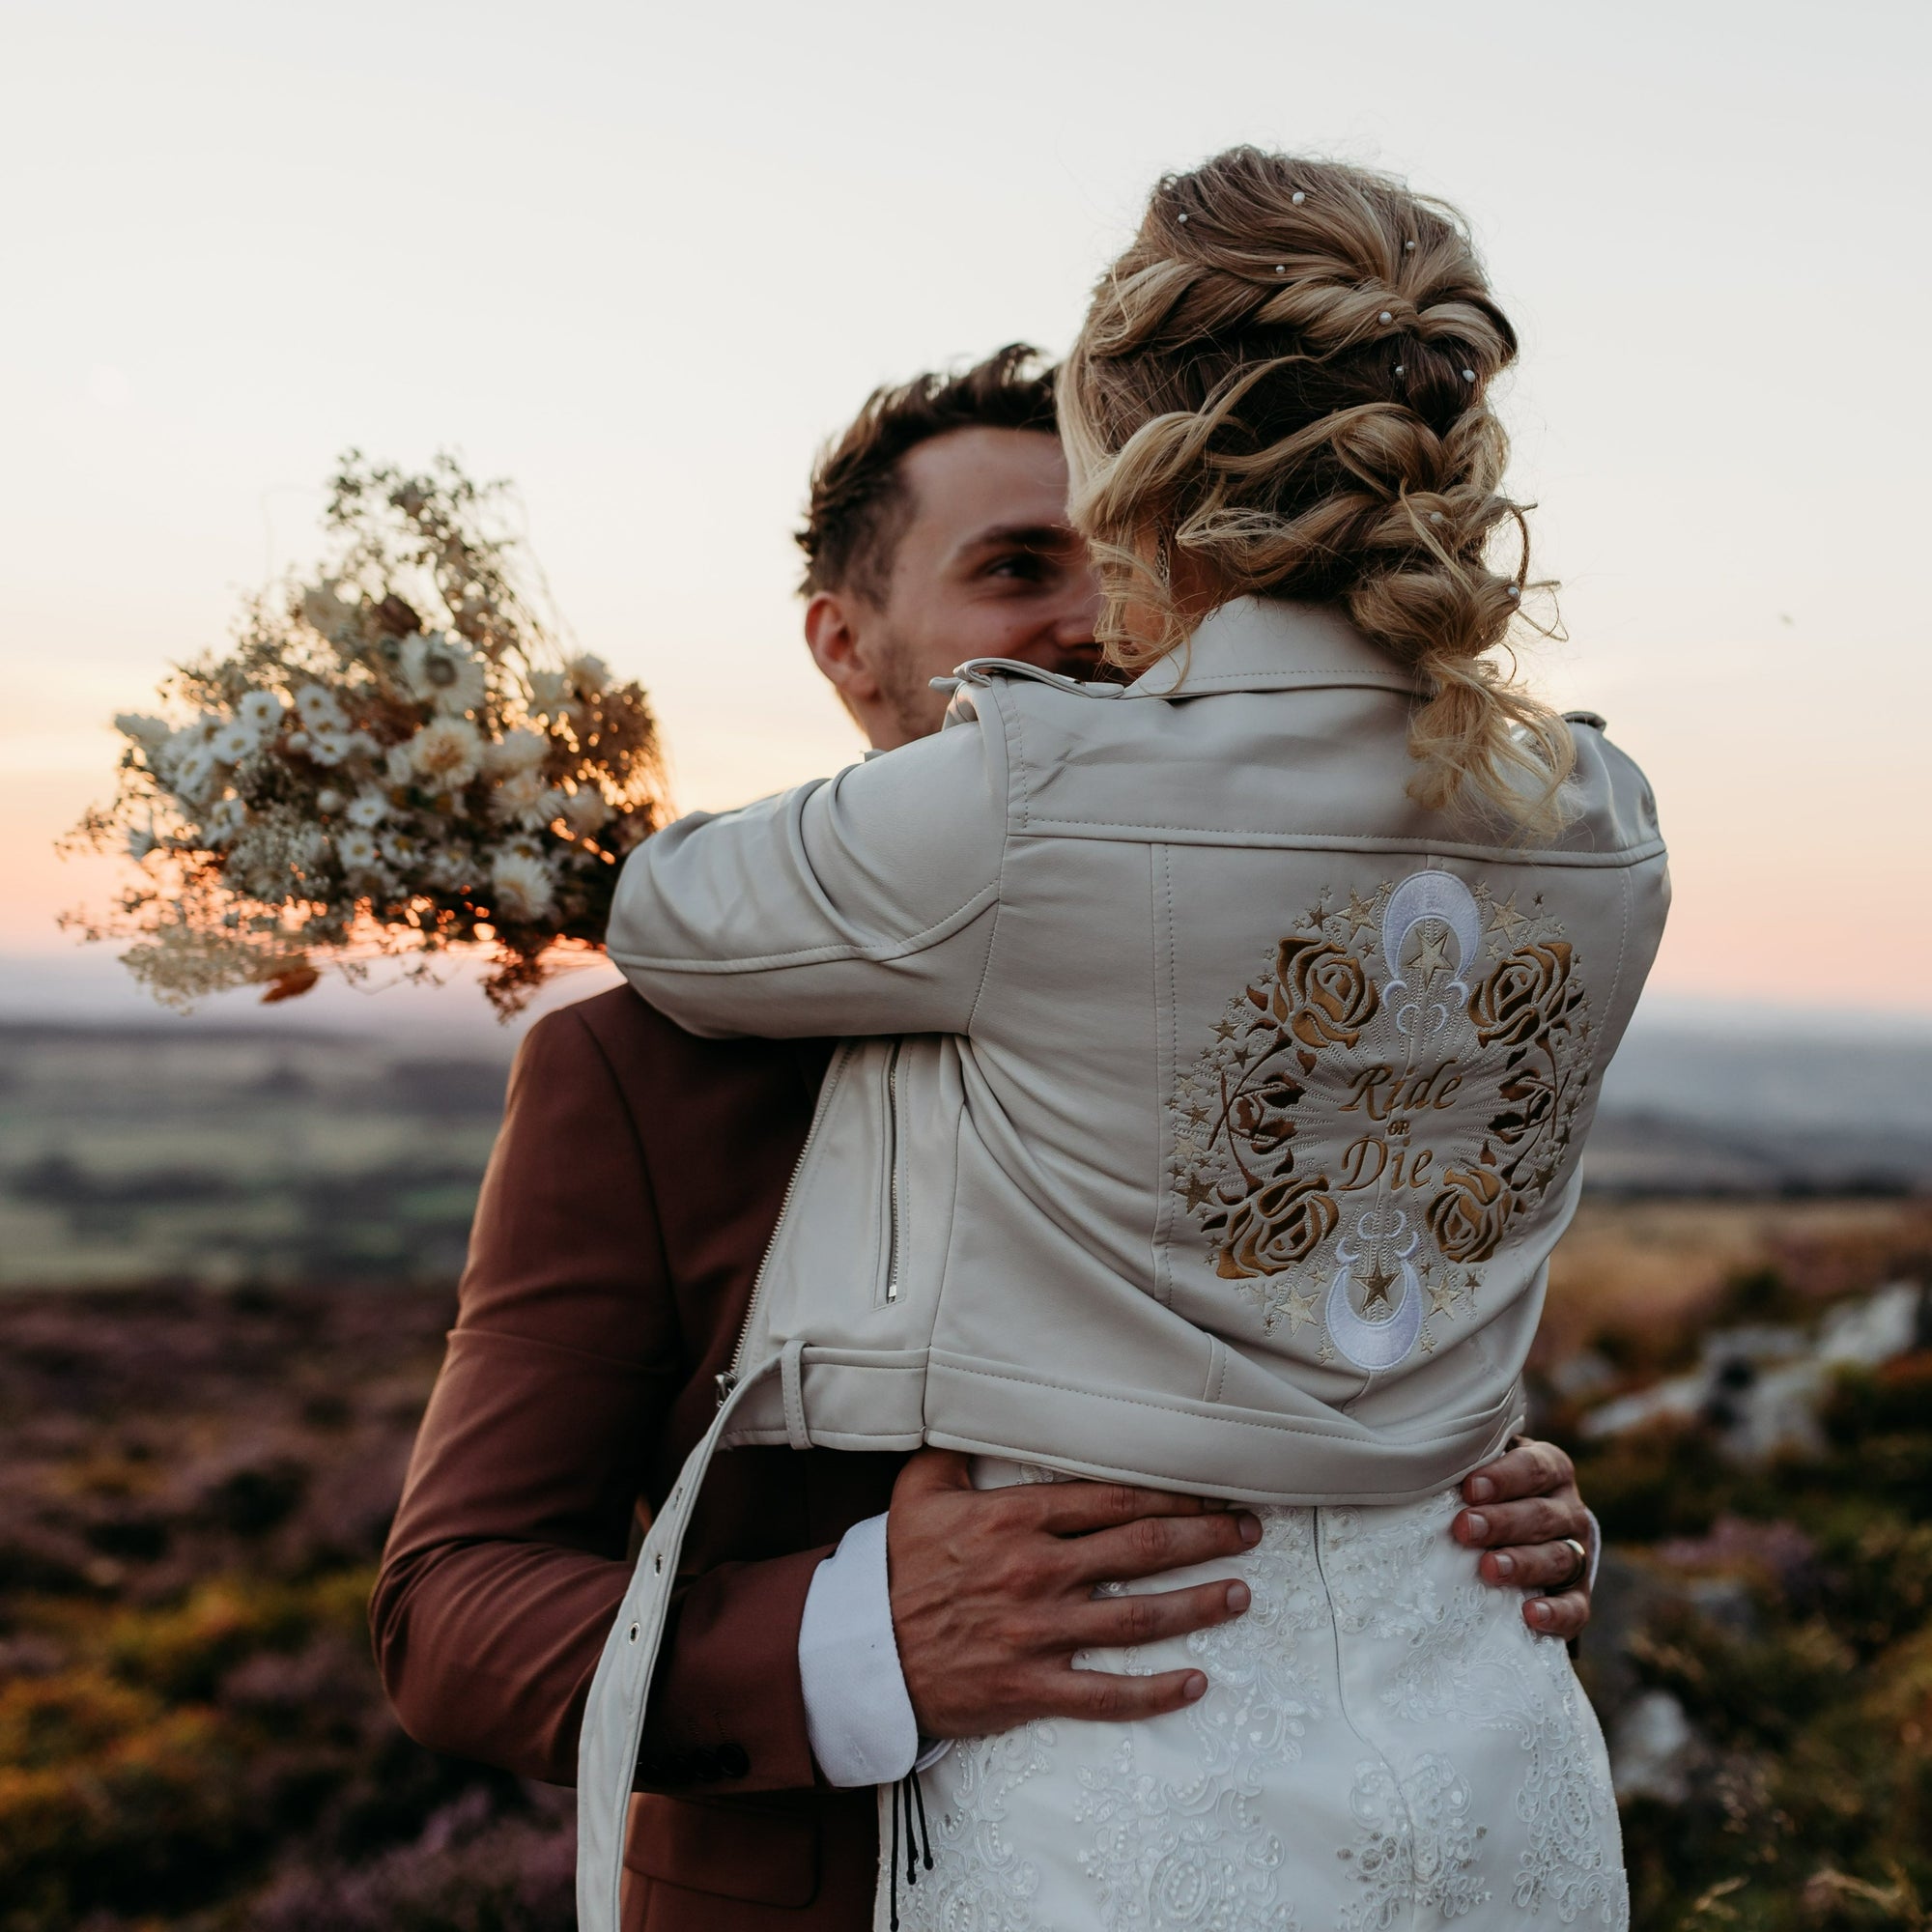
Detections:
[0, 1280, 573, 1932]
[0, 1014, 1927, 1928]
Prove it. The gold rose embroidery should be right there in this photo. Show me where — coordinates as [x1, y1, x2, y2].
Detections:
[1468, 942, 1582, 1048]
[1211, 1173, 1339, 1280]
[1425, 1165, 1513, 1264]
[1271, 936, 1379, 1049]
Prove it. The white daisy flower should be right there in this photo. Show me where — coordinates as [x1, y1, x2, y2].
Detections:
[483, 726, 549, 776]
[236, 690, 285, 734]
[400, 630, 488, 716]
[490, 767, 548, 826]
[379, 829, 421, 870]
[307, 725, 355, 766]
[489, 849, 555, 923]
[345, 790, 389, 829]
[334, 827, 381, 872]
[316, 787, 345, 814]
[295, 683, 349, 732]
[408, 717, 484, 790]
[558, 788, 611, 837]
[168, 744, 221, 806]
[202, 797, 248, 846]
[209, 720, 262, 764]
[384, 741, 416, 786]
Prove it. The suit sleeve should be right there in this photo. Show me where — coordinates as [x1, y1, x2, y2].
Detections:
[369, 1007, 828, 1794]
[606, 707, 1009, 1039]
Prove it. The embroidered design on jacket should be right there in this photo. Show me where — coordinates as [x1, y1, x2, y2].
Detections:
[1171, 868, 1591, 1371]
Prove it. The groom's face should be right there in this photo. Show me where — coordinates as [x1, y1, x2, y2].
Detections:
[805, 426, 1100, 751]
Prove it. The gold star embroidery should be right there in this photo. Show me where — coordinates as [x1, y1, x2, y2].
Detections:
[1427, 1276, 1460, 1318]
[1339, 890, 1378, 938]
[1212, 1017, 1239, 1041]
[1409, 926, 1450, 977]
[1357, 1262, 1399, 1312]
[1304, 898, 1330, 932]
[1489, 893, 1528, 943]
[1279, 1284, 1319, 1337]
[1180, 1172, 1219, 1213]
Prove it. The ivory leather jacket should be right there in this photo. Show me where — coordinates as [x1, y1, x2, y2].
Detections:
[577, 596, 1667, 1927]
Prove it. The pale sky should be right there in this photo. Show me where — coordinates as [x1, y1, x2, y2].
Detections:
[3, 0, 1927, 1021]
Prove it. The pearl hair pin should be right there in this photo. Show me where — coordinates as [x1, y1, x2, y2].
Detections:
[1274, 265, 1286, 273]
[1506, 583, 1521, 598]
[1462, 368, 1477, 383]
[1292, 190, 1305, 205]
[1429, 512, 1444, 525]
[1404, 240, 1416, 251]
[1378, 310, 1393, 324]
[1393, 363, 1405, 375]
[1177, 212, 1188, 222]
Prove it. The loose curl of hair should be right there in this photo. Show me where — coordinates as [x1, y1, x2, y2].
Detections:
[1062, 148, 1575, 838]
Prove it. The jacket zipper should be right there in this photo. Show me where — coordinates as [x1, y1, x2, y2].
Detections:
[885, 1041, 903, 1303]
[716, 1041, 856, 1407]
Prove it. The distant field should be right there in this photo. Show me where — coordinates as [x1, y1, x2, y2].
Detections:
[0, 1025, 505, 1288]
[4, 1015, 1928, 1293]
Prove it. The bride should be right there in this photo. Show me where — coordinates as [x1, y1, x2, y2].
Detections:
[592, 147, 1662, 1929]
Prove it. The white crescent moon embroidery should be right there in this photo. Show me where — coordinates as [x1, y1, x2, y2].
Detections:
[1381, 868, 1482, 1037]
[1325, 1209, 1423, 1372]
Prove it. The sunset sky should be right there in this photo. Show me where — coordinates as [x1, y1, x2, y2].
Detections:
[4, 0, 1927, 1029]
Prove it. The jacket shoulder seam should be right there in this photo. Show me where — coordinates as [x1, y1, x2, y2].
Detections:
[608, 883, 1001, 977]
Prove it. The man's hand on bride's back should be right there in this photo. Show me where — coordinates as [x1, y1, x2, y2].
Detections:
[887, 1436, 1597, 1739]
[886, 1449, 1260, 1740]
[1453, 1435, 1597, 1642]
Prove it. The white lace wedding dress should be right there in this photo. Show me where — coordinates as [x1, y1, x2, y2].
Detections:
[880, 1464, 1627, 1932]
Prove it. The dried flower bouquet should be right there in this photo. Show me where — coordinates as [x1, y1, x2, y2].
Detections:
[63, 453, 668, 1016]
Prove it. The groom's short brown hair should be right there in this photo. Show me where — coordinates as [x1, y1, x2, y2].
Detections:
[796, 343, 1058, 602]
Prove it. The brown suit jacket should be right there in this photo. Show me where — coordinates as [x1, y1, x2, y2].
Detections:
[372, 985, 902, 1929]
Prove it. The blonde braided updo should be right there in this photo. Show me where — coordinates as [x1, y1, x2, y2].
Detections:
[1062, 147, 1575, 837]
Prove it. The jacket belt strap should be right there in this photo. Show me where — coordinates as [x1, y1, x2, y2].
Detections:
[781, 1336, 810, 1452]
[576, 1358, 778, 1932]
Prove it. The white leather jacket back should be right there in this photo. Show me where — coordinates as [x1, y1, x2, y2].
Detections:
[607, 597, 1667, 1502]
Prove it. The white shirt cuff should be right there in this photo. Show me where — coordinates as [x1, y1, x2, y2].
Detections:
[797, 1512, 921, 1787]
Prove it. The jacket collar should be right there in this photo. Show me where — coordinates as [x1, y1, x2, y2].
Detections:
[1122, 597, 1422, 699]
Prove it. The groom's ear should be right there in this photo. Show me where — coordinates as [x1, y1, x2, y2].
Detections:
[804, 589, 884, 716]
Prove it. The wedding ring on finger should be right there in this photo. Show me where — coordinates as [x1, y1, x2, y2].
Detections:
[1556, 1537, 1589, 1591]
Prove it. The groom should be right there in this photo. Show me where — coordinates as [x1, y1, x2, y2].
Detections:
[373, 346, 1601, 1931]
